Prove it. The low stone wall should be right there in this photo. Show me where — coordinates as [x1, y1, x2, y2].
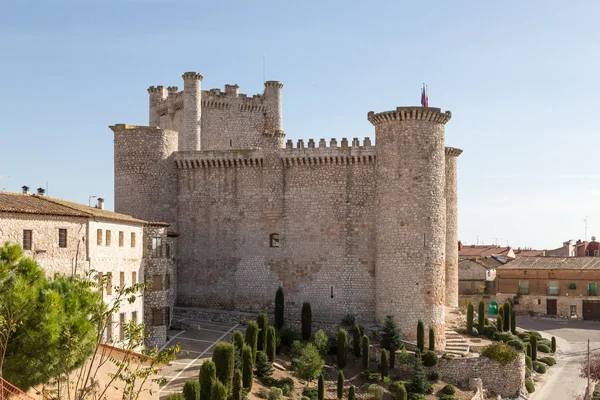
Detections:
[432, 354, 525, 397]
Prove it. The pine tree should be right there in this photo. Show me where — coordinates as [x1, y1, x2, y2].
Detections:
[353, 323, 362, 358]
[551, 336, 557, 353]
[232, 330, 245, 371]
[381, 315, 401, 368]
[318, 374, 325, 400]
[466, 302, 474, 335]
[199, 360, 216, 400]
[275, 286, 285, 329]
[478, 298, 485, 330]
[428, 328, 435, 351]
[245, 320, 259, 362]
[531, 335, 538, 361]
[511, 310, 517, 334]
[255, 350, 272, 379]
[210, 379, 228, 400]
[417, 320, 425, 352]
[301, 302, 312, 340]
[232, 369, 242, 400]
[267, 325, 276, 363]
[337, 370, 344, 399]
[337, 329, 348, 369]
[380, 349, 389, 378]
[257, 312, 268, 351]
[503, 301, 511, 332]
[410, 352, 426, 394]
[348, 385, 356, 400]
[183, 380, 200, 400]
[212, 342, 235, 392]
[362, 334, 370, 371]
[242, 344, 253, 390]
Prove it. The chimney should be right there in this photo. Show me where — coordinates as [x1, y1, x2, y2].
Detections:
[97, 198, 104, 210]
[22, 186, 29, 195]
[458, 240, 464, 251]
[37, 187, 45, 196]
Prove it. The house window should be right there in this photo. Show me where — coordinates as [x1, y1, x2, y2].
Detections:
[569, 282, 577, 290]
[119, 312, 125, 341]
[589, 283, 597, 296]
[570, 305, 577, 317]
[166, 243, 171, 258]
[152, 237, 162, 257]
[119, 271, 125, 292]
[23, 230, 32, 250]
[152, 275, 162, 291]
[152, 309, 163, 326]
[270, 233, 280, 248]
[548, 281, 558, 296]
[106, 314, 113, 343]
[97, 229, 103, 245]
[131, 232, 136, 248]
[132, 271, 137, 285]
[519, 280, 529, 295]
[97, 272, 103, 293]
[131, 311, 138, 325]
[537, 299, 541, 305]
[106, 272, 112, 295]
[106, 230, 112, 246]
[119, 231, 124, 247]
[58, 229, 67, 248]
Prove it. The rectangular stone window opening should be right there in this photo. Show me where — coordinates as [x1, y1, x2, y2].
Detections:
[131, 232, 136, 248]
[153, 309, 163, 326]
[106, 230, 112, 246]
[23, 229, 32, 250]
[166, 243, 171, 258]
[519, 280, 528, 295]
[119, 231, 124, 247]
[119, 271, 125, 292]
[152, 275, 162, 291]
[330, 286, 334, 298]
[105, 314, 113, 343]
[570, 305, 577, 317]
[548, 281, 558, 296]
[132, 271, 137, 285]
[569, 282, 577, 290]
[58, 229, 67, 248]
[537, 298, 541, 305]
[132, 311, 138, 325]
[589, 282, 597, 296]
[97, 229, 103, 246]
[230, 139, 233, 147]
[270, 233, 280, 248]
[119, 312, 125, 341]
[106, 272, 112, 295]
[152, 237, 162, 257]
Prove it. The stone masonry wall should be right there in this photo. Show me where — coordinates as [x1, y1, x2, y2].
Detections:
[445, 148, 462, 308]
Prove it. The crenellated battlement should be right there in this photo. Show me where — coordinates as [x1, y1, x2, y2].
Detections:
[445, 147, 463, 157]
[367, 107, 452, 126]
[285, 137, 373, 149]
[281, 137, 376, 166]
[174, 149, 264, 169]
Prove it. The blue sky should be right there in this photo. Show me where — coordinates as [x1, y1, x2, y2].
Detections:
[2, 0, 599, 249]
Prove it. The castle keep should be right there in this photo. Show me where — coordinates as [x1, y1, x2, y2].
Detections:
[110, 72, 463, 348]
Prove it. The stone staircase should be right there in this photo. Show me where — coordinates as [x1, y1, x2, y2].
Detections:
[444, 328, 470, 357]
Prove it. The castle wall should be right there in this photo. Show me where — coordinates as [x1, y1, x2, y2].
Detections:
[445, 147, 462, 307]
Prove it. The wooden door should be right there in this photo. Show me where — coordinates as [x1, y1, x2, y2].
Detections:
[546, 299, 557, 316]
[583, 300, 600, 320]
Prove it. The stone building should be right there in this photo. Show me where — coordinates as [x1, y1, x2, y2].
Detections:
[458, 257, 501, 295]
[0, 189, 176, 348]
[110, 71, 463, 348]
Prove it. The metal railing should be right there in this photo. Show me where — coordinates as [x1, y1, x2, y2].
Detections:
[0, 377, 36, 399]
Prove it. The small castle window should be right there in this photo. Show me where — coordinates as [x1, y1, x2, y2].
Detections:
[58, 229, 67, 248]
[230, 139, 233, 147]
[270, 233, 280, 248]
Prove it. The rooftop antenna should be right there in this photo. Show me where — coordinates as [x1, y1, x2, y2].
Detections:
[584, 216, 590, 241]
[492, 237, 503, 246]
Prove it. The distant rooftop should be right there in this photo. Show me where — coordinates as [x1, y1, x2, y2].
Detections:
[497, 256, 600, 270]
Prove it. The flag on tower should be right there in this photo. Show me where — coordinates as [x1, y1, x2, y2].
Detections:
[421, 84, 429, 107]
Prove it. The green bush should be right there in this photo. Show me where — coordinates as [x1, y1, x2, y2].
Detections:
[348, 386, 356, 400]
[539, 356, 556, 366]
[212, 342, 235, 392]
[421, 350, 438, 367]
[428, 328, 435, 351]
[318, 374, 324, 400]
[337, 329, 349, 369]
[531, 335, 538, 361]
[353, 323, 362, 358]
[362, 334, 370, 371]
[407, 394, 425, 400]
[199, 359, 216, 400]
[526, 342, 532, 358]
[242, 344, 253, 389]
[380, 349, 389, 377]
[482, 325, 498, 338]
[441, 384, 456, 395]
[267, 326, 277, 362]
[312, 329, 329, 356]
[341, 314, 356, 327]
[525, 378, 535, 393]
[303, 387, 318, 400]
[525, 355, 533, 369]
[507, 339, 524, 351]
[417, 320, 425, 352]
[256, 350, 272, 379]
[440, 396, 457, 400]
[232, 369, 242, 400]
[528, 330, 542, 338]
[278, 326, 299, 347]
[337, 370, 344, 399]
[539, 338, 552, 347]
[525, 366, 532, 378]
[497, 332, 515, 343]
[496, 315, 503, 331]
[211, 379, 228, 400]
[517, 332, 531, 341]
[183, 380, 200, 400]
[533, 361, 547, 374]
[301, 302, 312, 340]
[538, 344, 551, 353]
[467, 302, 474, 335]
[478, 299, 485, 333]
[395, 382, 407, 400]
[275, 287, 284, 329]
[362, 371, 381, 382]
[551, 336, 557, 352]
[368, 384, 384, 400]
[245, 321, 259, 362]
[290, 340, 303, 359]
[272, 377, 294, 396]
[258, 312, 269, 351]
[480, 342, 519, 365]
[165, 394, 185, 400]
[427, 371, 440, 383]
[268, 387, 283, 400]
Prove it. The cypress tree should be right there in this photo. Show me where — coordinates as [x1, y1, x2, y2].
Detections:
[337, 370, 344, 399]
[275, 286, 284, 329]
[353, 323, 361, 358]
[245, 320, 259, 362]
[526, 342, 532, 358]
[496, 315, 503, 331]
[267, 325, 276, 363]
[381, 315, 401, 368]
[318, 374, 325, 400]
[511, 310, 517, 334]
[466, 302, 474, 335]
[551, 336, 557, 353]
[362, 334, 370, 371]
[478, 298, 485, 330]
[210, 379, 228, 400]
[498, 305, 504, 331]
[380, 349, 389, 378]
[257, 312, 268, 351]
[232, 330, 245, 371]
[199, 360, 216, 400]
[428, 328, 435, 351]
[212, 342, 235, 393]
[410, 352, 426, 394]
[417, 320, 425, 352]
[503, 301, 511, 332]
[337, 329, 349, 369]
[531, 335, 538, 361]
[242, 344, 253, 389]
[348, 385, 356, 400]
[396, 382, 407, 400]
[232, 369, 242, 400]
[183, 380, 200, 400]
[301, 302, 312, 340]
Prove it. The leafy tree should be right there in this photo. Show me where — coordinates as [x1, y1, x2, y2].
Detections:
[275, 287, 284, 329]
[380, 349, 389, 378]
[183, 380, 200, 400]
[353, 323, 362, 358]
[212, 342, 235, 392]
[257, 312, 268, 351]
[199, 359, 217, 400]
[232, 369, 242, 400]
[313, 329, 329, 356]
[478, 298, 485, 331]
[531, 335, 538, 361]
[362, 335, 370, 371]
[318, 374, 324, 400]
[301, 302, 312, 340]
[417, 320, 425, 352]
[267, 325, 276, 363]
[428, 328, 435, 351]
[410, 352, 426, 394]
[337, 370, 344, 399]
[503, 301, 511, 332]
[466, 302, 474, 335]
[381, 315, 401, 368]
[232, 330, 245, 371]
[293, 343, 324, 382]
[337, 329, 348, 369]
[242, 344, 253, 389]
[245, 320, 259, 362]
[255, 350, 272, 379]
[511, 310, 517, 334]
[211, 379, 228, 400]
[348, 385, 356, 400]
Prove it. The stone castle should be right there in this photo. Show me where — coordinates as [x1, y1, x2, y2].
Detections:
[110, 71, 463, 348]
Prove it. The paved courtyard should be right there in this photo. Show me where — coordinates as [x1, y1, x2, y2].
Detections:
[158, 318, 244, 399]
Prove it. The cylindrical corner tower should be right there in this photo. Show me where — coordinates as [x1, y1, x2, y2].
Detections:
[264, 81, 283, 134]
[181, 72, 203, 151]
[445, 147, 463, 308]
[148, 86, 166, 127]
[110, 124, 178, 226]
[370, 106, 451, 350]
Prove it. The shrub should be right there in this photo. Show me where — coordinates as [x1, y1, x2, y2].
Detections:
[471, 327, 479, 336]
[407, 394, 425, 400]
[165, 394, 185, 400]
[267, 326, 276, 362]
[485, 316, 490, 326]
[427, 370, 440, 383]
[507, 339, 524, 351]
[525, 355, 533, 369]
[291, 340, 304, 359]
[417, 320, 425, 352]
[538, 344, 551, 353]
[382, 376, 392, 388]
[232, 369, 242, 400]
[551, 336, 557, 352]
[232, 330, 245, 370]
[211, 379, 228, 400]
[380, 349, 389, 377]
[503, 301, 511, 332]
[368, 384, 384, 400]
[303, 387, 318, 400]
[382, 315, 402, 367]
[480, 342, 519, 365]
[258, 312, 269, 351]
[362, 371, 382, 382]
[478, 298, 485, 333]
[482, 325, 498, 338]
[341, 313, 356, 327]
[213, 342, 235, 392]
[242, 344, 253, 389]
[539, 356, 556, 366]
[268, 387, 283, 400]
[256, 350, 272, 379]
[531, 335, 538, 361]
[318, 374, 324, 400]
[245, 321, 259, 362]
[348, 386, 356, 400]
[410, 353, 426, 394]
[275, 287, 284, 329]
[424, 383, 434, 394]
[533, 360, 547, 373]
[294, 343, 325, 382]
[258, 387, 270, 399]
[440, 396, 457, 400]
[199, 360, 216, 400]
[428, 328, 435, 351]
[337, 370, 344, 399]
[301, 302, 312, 340]
[525, 366, 532, 378]
[528, 330, 542, 338]
[466, 302, 474, 335]
[441, 384, 456, 395]
[183, 380, 200, 400]
[511, 310, 517, 334]
[337, 329, 349, 369]
[421, 350, 438, 367]
[362, 334, 370, 371]
[497, 332, 515, 343]
[397, 347, 411, 365]
[395, 382, 407, 400]
[353, 323, 362, 358]
[526, 342, 532, 358]
[279, 326, 299, 347]
[517, 332, 531, 341]
[496, 315, 503, 331]
[525, 378, 535, 393]
[312, 329, 329, 356]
